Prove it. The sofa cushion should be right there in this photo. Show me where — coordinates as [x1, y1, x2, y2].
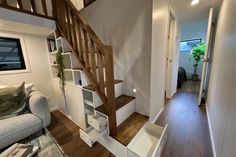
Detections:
[0, 83, 34, 96]
[0, 113, 42, 149]
[0, 83, 26, 120]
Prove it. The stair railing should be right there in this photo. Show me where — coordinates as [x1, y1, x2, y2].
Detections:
[54, 0, 117, 135]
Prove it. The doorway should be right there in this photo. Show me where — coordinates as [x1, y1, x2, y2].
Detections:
[177, 8, 215, 104]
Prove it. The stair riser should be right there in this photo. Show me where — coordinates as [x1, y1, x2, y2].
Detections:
[105, 82, 123, 98]
[116, 100, 135, 126]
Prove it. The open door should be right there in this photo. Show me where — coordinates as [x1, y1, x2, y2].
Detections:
[198, 8, 215, 105]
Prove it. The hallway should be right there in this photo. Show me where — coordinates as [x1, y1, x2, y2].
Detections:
[156, 91, 213, 157]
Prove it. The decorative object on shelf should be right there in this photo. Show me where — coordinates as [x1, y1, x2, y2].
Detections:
[56, 50, 65, 91]
[47, 39, 56, 52]
[189, 42, 205, 80]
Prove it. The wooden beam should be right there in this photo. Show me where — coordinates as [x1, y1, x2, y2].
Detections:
[105, 46, 117, 136]
[17, 0, 23, 9]
[1, 0, 7, 6]
[41, 0, 48, 16]
[30, 0, 36, 13]
[51, 0, 57, 18]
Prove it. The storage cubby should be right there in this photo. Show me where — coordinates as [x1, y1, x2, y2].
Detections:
[56, 37, 71, 52]
[47, 32, 56, 53]
[83, 89, 102, 108]
[73, 70, 90, 87]
[70, 53, 81, 69]
[49, 53, 57, 65]
[64, 70, 73, 84]
[63, 54, 72, 69]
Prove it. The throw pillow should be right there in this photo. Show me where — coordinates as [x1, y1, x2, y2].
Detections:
[0, 83, 34, 96]
[0, 82, 26, 120]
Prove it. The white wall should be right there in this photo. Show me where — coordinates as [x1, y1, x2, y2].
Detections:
[207, 0, 236, 156]
[149, 0, 169, 121]
[71, 0, 84, 11]
[80, 0, 152, 116]
[179, 19, 208, 79]
[0, 31, 56, 109]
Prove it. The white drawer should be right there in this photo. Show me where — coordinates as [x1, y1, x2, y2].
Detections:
[88, 114, 108, 131]
[80, 127, 107, 147]
[127, 123, 168, 157]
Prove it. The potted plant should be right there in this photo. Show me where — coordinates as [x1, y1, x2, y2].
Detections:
[56, 50, 65, 91]
[189, 42, 205, 80]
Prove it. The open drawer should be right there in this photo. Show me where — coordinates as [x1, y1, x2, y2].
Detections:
[88, 114, 108, 132]
[80, 127, 107, 147]
[127, 123, 168, 157]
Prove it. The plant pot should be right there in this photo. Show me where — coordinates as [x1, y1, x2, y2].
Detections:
[192, 74, 199, 81]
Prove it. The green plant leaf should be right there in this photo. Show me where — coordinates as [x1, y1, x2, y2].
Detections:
[56, 51, 65, 91]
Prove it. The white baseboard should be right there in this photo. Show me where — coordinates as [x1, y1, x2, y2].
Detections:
[151, 107, 164, 124]
[206, 104, 217, 157]
[50, 107, 58, 112]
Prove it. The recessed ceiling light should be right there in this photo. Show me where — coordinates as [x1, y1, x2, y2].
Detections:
[191, 0, 199, 6]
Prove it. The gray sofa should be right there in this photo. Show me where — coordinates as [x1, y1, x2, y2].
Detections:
[0, 90, 51, 149]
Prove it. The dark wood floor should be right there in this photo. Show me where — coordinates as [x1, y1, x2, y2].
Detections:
[179, 80, 201, 93]
[48, 111, 115, 157]
[156, 91, 213, 157]
[114, 112, 148, 146]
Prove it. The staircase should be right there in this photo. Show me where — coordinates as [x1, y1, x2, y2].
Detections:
[54, 0, 120, 136]
[0, 0, 146, 141]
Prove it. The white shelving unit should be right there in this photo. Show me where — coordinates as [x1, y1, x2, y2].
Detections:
[46, 31, 90, 130]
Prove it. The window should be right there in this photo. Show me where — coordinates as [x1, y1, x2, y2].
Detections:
[0, 37, 26, 71]
[179, 39, 202, 52]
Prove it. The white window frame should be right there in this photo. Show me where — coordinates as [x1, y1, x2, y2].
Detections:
[0, 31, 31, 75]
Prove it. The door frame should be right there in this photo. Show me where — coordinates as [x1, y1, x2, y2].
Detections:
[165, 7, 178, 99]
[198, 8, 215, 105]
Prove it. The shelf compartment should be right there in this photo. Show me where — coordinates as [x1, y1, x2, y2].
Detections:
[49, 52, 57, 65]
[83, 89, 102, 108]
[80, 126, 107, 147]
[56, 37, 71, 52]
[64, 70, 73, 83]
[63, 54, 72, 69]
[127, 123, 168, 157]
[88, 113, 108, 132]
[73, 70, 90, 86]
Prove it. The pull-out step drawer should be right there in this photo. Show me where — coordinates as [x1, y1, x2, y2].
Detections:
[80, 127, 107, 147]
[127, 123, 168, 157]
[88, 114, 108, 132]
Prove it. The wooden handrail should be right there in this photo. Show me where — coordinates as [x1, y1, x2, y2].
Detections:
[55, 0, 117, 135]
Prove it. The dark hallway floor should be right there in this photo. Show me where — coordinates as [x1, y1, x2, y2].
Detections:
[156, 91, 213, 157]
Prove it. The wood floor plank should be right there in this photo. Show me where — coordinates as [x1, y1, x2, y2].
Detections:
[114, 112, 148, 146]
[156, 89, 213, 157]
[48, 111, 115, 157]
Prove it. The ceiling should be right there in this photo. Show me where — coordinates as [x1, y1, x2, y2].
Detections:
[169, 0, 222, 24]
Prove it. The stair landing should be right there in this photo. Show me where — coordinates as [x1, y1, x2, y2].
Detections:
[114, 112, 149, 146]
